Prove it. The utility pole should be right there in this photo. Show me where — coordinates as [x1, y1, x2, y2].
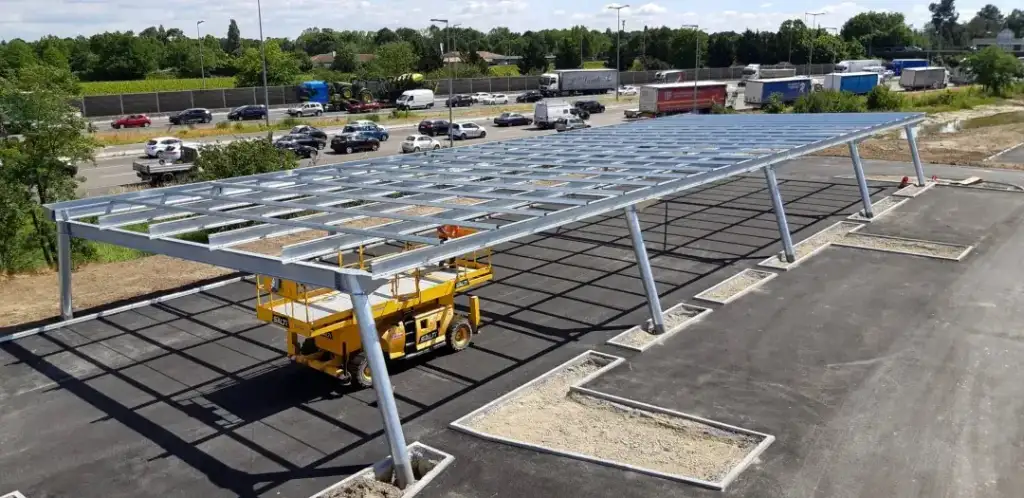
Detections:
[683, 24, 699, 113]
[824, 27, 839, 66]
[806, 11, 824, 75]
[257, 0, 271, 134]
[432, 19, 455, 148]
[642, 25, 647, 71]
[608, 4, 630, 100]
[580, 26, 585, 69]
[196, 20, 206, 89]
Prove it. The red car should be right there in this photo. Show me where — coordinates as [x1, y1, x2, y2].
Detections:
[345, 100, 382, 113]
[111, 114, 151, 129]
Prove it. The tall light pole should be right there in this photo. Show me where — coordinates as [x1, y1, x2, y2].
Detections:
[432, 19, 455, 147]
[257, 0, 271, 133]
[806, 11, 824, 75]
[683, 24, 700, 113]
[608, 4, 629, 100]
[196, 20, 206, 89]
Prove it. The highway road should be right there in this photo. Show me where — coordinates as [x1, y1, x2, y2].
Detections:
[78, 110, 634, 197]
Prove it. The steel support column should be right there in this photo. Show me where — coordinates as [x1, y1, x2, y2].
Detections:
[344, 274, 414, 489]
[624, 205, 665, 335]
[763, 167, 796, 263]
[848, 141, 874, 219]
[57, 220, 73, 320]
[904, 124, 926, 186]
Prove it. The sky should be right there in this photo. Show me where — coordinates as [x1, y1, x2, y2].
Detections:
[2, 0, 1020, 42]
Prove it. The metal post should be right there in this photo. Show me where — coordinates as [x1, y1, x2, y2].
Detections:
[904, 124, 926, 186]
[119, 95, 124, 116]
[345, 274, 415, 489]
[57, 220, 73, 320]
[683, 24, 699, 113]
[624, 205, 665, 335]
[221, 89, 227, 109]
[848, 141, 874, 219]
[608, 4, 629, 100]
[197, 20, 206, 89]
[257, 0, 271, 131]
[763, 167, 796, 263]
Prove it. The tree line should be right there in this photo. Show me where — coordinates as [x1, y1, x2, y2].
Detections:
[0, 1, 1021, 87]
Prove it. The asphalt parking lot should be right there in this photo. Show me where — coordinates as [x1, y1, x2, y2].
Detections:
[4, 159, 1024, 498]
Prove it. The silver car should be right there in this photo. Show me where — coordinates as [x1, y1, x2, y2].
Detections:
[401, 134, 441, 153]
[451, 122, 487, 140]
[555, 117, 589, 132]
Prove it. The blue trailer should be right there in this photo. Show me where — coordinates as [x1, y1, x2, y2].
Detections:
[297, 81, 330, 105]
[743, 77, 813, 106]
[891, 59, 928, 76]
[823, 72, 880, 95]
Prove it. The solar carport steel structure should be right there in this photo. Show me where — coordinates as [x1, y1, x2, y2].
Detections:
[44, 112, 926, 488]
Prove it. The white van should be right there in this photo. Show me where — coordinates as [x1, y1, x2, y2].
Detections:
[396, 89, 435, 110]
[533, 101, 572, 129]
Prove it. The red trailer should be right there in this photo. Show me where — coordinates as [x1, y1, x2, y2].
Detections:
[637, 81, 729, 116]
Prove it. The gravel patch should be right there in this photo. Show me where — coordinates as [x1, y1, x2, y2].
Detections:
[695, 269, 776, 304]
[893, 182, 935, 198]
[760, 221, 861, 270]
[323, 477, 402, 498]
[849, 196, 906, 221]
[834, 233, 971, 260]
[466, 359, 759, 482]
[612, 305, 705, 349]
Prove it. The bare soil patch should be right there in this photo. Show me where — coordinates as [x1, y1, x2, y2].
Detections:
[323, 477, 402, 498]
[834, 233, 970, 260]
[760, 222, 861, 270]
[695, 269, 775, 304]
[612, 304, 704, 349]
[465, 359, 759, 482]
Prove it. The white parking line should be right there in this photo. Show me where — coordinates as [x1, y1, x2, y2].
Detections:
[985, 141, 1024, 162]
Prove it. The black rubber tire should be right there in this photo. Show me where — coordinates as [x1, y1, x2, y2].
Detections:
[160, 172, 175, 184]
[299, 337, 319, 355]
[348, 351, 373, 388]
[446, 315, 474, 352]
[480, 130, 486, 138]
[413, 146, 420, 152]
[113, 124, 121, 129]
[371, 143, 379, 151]
[345, 146, 353, 154]
[432, 144, 440, 150]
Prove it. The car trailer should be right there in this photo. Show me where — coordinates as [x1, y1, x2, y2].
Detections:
[43, 112, 927, 490]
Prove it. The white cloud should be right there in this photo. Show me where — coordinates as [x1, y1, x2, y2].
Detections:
[760, 2, 773, 7]
[636, 3, 667, 15]
[553, 9, 565, 15]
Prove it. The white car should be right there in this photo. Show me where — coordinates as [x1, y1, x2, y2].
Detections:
[619, 86, 638, 96]
[286, 102, 324, 117]
[481, 94, 509, 105]
[145, 137, 182, 158]
[451, 122, 487, 140]
[471, 92, 492, 103]
[401, 134, 442, 153]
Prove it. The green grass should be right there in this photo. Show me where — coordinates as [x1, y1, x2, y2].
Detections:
[961, 111, 1024, 129]
[583, 61, 606, 69]
[488, 65, 520, 77]
[80, 77, 236, 96]
[903, 86, 1000, 113]
[90, 242, 150, 263]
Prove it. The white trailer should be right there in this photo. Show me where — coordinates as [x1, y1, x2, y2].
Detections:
[899, 67, 949, 90]
[834, 59, 884, 73]
[538, 69, 618, 97]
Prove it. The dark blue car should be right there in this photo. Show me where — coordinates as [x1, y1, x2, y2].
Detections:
[228, 105, 267, 121]
[342, 123, 389, 142]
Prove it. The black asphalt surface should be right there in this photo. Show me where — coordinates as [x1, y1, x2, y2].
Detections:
[3, 166, 1024, 498]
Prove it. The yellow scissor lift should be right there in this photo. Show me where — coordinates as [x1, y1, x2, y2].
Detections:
[255, 235, 492, 388]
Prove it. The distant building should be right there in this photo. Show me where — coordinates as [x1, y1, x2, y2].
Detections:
[973, 28, 1023, 51]
[310, 51, 377, 68]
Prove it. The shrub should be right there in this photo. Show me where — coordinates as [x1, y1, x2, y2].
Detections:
[214, 121, 230, 129]
[762, 93, 786, 114]
[710, 102, 735, 114]
[388, 109, 411, 120]
[792, 90, 866, 113]
[279, 116, 301, 128]
[194, 139, 298, 182]
[866, 86, 905, 111]
[966, 46, 1024, 96]
[232, 121, 245, 131]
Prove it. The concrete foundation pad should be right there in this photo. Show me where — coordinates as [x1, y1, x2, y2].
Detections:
[606, 303, 712, 352]
[308, 442, 454, 498]
[450, 350, 773, 490]
[833, 232, 973, 261]
[759, 221, 862, 271]
[847, 196, 908, 222]
[694, 269, 777, 305]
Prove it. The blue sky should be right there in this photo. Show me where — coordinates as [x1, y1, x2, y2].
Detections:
[2, 0, 1018, 41]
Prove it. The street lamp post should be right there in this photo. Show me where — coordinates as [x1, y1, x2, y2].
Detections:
[824, 27, 839, 66]
[432, 19, 455, 147]
[196, 20, 206, 89]
[257, 0, 271, 133]
[806, 12, 824, 75]
[608, 4, 630, 100]
[683, 24, 700, 113]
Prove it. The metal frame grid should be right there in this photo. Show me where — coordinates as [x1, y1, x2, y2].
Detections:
[48, 112, 923, 285]
[44, 111, 926, 487]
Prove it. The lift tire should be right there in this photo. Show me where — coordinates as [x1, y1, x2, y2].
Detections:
[299, 337, 319, 355]
[348, 351, 373, 388]
[446, 316, 473, 352]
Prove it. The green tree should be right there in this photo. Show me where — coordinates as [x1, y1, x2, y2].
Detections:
[517, 32, 548, 74]
[707, 32, 739, 67]
[841, 12, 915, 55]
[777, 20, 808, 63]
[374, 28, 400, 46]
[554, 36, 582, 69]
[364, 41, 416, 77]
[87, 32, 163, 80]
[929, 0, 960, 47]
[296, 27, 337, 56]
[1007, 9, 1024, 37]
[330, 44, 359, 72]
[965, 5, 1004, 39]
[194, 139, 297, 182]
[669, 28, 708, 69]
[234, 40, 300, 87]
[0, 40, 39, 78]
[966, 46, 1023, 95]
[225, 20, 242, 55]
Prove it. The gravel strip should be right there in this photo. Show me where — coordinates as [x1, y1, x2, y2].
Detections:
[835, 233, 969, 260]
[761, 222, 861, 269]
[614, 305, 703, 348]
[893, 183, 933, 198]
[697, 269, 775, 303]
[467, 359, 759, 482]
[850, 196, 904, 220]
[323, 477, 402, 498]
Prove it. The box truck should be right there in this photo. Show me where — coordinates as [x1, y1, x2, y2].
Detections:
[834, 59, 884, 73]
[899, 67, 949, 90]
[538, 69, 618, 97]
[740, 64, 798, 85]
[744, 77, 813, 106]
[891, 59, 928, 76]
[637, 81, 729, 116]
[823, 72, 880, 95]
